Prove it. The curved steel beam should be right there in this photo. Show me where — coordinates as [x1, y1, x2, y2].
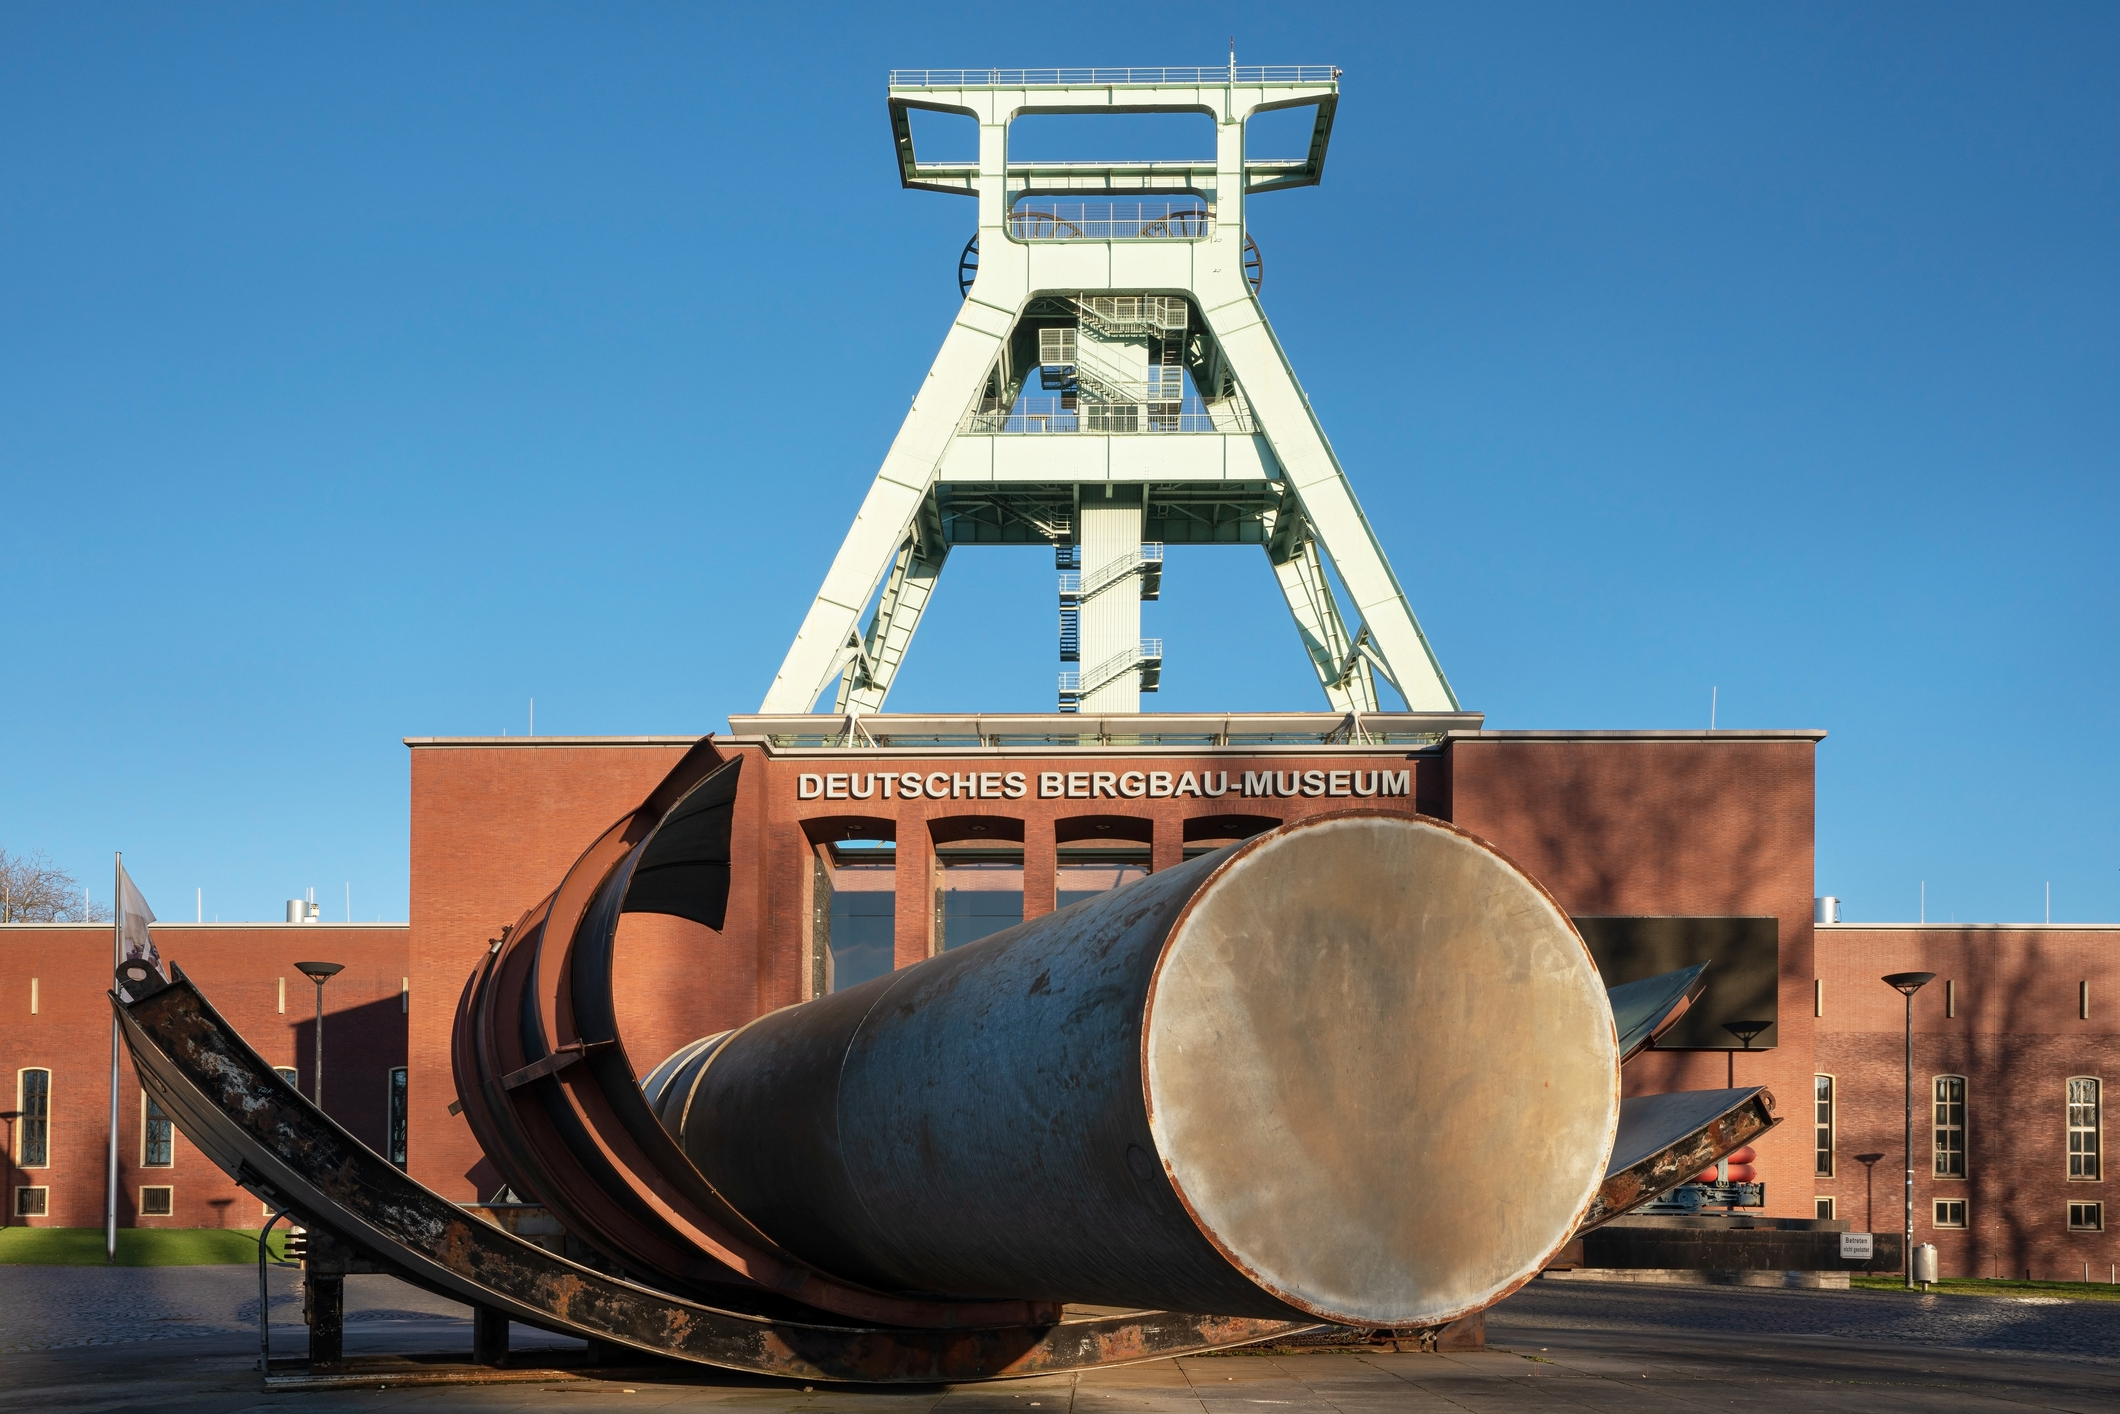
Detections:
[452, 742, 1055, 1329]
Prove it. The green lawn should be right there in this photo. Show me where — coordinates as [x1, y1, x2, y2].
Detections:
[0, 1226, 292, 1266]
[1852, 1272, 2120, 1301]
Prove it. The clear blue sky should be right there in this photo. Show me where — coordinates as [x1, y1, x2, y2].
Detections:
[3, 4, 2113, 926]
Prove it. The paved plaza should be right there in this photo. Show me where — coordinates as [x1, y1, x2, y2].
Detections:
[2, 1268, 2117, 1412]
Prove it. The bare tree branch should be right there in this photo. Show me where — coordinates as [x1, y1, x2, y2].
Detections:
[0, 849, 113, 923]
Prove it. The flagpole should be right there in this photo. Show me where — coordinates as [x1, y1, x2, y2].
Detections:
[107, 851, 122, 1265]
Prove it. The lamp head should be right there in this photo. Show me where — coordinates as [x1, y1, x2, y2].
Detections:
[1721, 1019, 1772, 1047]
[1854, 1152, 1886, 1166]
[1882, 970, 1935, 995]
[0, 1110, 19, 1122]
[294, 961, 345, 984]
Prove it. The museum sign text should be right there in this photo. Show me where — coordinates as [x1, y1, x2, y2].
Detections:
[795, 767, 1412, 802]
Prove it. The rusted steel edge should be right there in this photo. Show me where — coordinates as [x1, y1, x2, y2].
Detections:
[116, 969, 1318, 1382]
[1138, 810, 1624, 1331]
[451, 745, 1065, 1330]
[1575, 1090, 1781, 1233]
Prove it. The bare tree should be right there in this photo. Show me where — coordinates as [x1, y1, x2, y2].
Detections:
[0, 849, 112, 923]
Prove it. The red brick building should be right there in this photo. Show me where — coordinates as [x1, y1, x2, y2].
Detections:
[1814, 922, 2119, 1280]
[0, 923, 407, 1229]
[6, 714, 2112, 1281]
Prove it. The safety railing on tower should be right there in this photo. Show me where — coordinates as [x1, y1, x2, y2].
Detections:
[1009, 203, 1212, 242]
[889, 67, 1339, 87]
[961, 397, 1252, 435]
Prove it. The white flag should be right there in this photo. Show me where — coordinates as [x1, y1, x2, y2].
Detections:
[116, 862, 161, 975]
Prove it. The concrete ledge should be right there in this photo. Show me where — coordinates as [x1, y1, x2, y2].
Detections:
[1543, 1268, 1851, 1289]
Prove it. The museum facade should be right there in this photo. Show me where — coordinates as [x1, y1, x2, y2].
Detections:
[3, 714, 2113, 1282]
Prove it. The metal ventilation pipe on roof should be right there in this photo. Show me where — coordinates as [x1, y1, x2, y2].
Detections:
[649, 811, 1621, 1330]
[286, 900, 320, 924]
[1814, 896, 1840, 924]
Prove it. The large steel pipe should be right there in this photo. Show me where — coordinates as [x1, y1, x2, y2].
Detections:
[661, 811, 1621, 1330]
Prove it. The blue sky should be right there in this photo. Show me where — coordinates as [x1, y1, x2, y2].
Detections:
[2, 3, 2113, 926]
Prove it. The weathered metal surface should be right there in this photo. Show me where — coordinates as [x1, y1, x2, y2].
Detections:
[1576, 1088, 1781, 1232]
[115, 967, 1316, 1381]
[674, 811, 1620, 1330]
[1608, 964, 1708, 1061]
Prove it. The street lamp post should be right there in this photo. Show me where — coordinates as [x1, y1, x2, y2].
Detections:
[293, 962, 345, 1110]
[1721, 1020, 1771, 1089]
[0, 1110, 17, 1229]
[1883, 971, 1935, 1290]
[1855, 1152, 1886, 1232]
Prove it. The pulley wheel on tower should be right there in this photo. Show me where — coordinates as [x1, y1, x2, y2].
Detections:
[1244, 234, 1264, 294]
[1140, 207, 1210, 239]
[1008, 209, 1084, 241]
[958, 235, 978, 297]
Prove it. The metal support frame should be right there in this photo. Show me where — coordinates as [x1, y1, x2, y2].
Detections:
[762, 68, 1457, 716]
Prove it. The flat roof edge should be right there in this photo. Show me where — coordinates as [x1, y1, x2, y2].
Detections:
[1817, 921, 2120, 932]
[1449, 729, 1828, 742]
[405, 736, 706, 748]
[0, 921, 409, 930]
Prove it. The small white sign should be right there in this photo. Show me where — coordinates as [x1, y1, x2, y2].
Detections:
[1839, 1232, 1875, 1260]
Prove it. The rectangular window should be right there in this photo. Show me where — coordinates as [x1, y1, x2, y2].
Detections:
[1815, 1197, 1835, 1220]
[936, 848, 1025, 951]
[139, 1186, 174, 1217]
[14, 1186, 48, 1217]
[2068, 1201, 2104, 1232]
[1933, 1199, 1967, 1228]
[815, 841, 896, 994]
[1057, 846, 1150, 909]
[143, 1096, 173, 1167]
[1813, 1075, 1834, 1177]
[2068, 1077, 2101, 1180]
[387, 1067, 408, 1168]
[17, 1068, 50, 1168]
[1933, 1075, 1967, 1179]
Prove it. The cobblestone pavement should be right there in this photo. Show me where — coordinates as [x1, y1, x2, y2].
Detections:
[0, 1264, 471, 1351]
[1493, 1275, 2120, 1358]
[1, 1273, 2115, 1413]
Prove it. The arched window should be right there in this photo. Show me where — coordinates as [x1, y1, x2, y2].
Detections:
[16, 1069, 50, 1168]
[1056, 816, 1151, 907]
[932, 818, 1024, 951]
[143, 1096, 174, 1168]
[1933, 1076, 1967, 1179]
[805, 820, 898, 995]
[2068, 1077, 2101, 1181]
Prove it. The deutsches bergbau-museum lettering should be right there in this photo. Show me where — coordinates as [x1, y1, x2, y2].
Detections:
[796, 768, 1411, 802]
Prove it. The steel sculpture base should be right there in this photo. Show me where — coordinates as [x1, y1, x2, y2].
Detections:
[113, 966, 1319, 1383]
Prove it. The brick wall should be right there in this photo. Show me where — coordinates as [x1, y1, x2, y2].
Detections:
[1815, 924, 2120, 1278]
[1444, 732, 1823, 1218]
[1, 923, 407, 1228]
[405, 738, 694, 1201]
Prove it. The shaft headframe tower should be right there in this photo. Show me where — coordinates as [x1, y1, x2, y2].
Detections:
[763, 65, 1456, 716]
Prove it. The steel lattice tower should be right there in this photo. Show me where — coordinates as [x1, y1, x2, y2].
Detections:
[763, 64, 1456, 717]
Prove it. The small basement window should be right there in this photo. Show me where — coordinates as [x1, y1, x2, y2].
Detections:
[140, 1186, 174, 1217]
[1933, 1199, 1967, 1229]
[2068, 1201, 2104, 1232]
[14, 1186, 48, 1217]
[1815, 1197, 1835, 1221]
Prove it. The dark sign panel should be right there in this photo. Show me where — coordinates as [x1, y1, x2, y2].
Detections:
[1573, 916, 1779, 1050]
